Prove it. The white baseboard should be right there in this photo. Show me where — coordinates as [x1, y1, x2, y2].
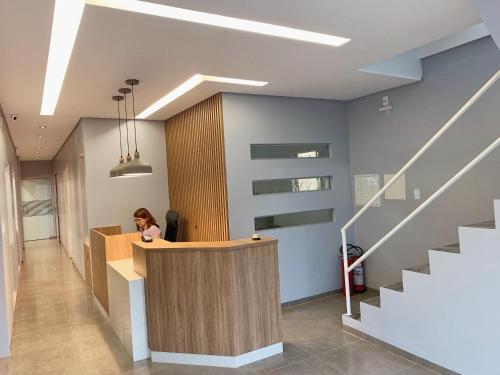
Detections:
[151, 342, 283, 368]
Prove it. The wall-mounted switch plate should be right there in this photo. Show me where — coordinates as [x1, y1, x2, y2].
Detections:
[413, 188, 421, 200]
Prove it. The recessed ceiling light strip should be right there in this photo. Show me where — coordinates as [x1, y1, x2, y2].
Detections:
[203, 75, 268, 86]
[41, 0, 349, 117]
[136, 74, 204, 119]
[85, 0, 350, 47]
[136, 74, 268, 119]
[40, 0, 85, 115]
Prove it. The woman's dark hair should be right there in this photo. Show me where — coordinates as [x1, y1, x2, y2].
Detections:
[133, 208, 158, 231]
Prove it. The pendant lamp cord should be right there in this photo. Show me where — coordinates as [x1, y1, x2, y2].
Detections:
[123, 92, 131, 158]
[117, 99, 123, 158]
[131, 84, 138, 154]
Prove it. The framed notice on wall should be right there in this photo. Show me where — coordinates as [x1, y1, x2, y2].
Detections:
[383, 174, 407, 200]
[354, 174, 381, 207]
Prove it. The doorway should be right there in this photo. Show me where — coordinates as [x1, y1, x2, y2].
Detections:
[20, 178, 56, 241]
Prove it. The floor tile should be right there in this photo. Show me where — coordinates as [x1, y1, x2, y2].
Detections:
[270, 356, 344, 375]
[12, 311, 70, 336]
[318, 340, 414, 375]
[243, 342, 309, 373]
[6, 238, 442, 375]
[393, 364, 438, 375]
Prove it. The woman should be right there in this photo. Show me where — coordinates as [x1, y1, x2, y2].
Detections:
[133, 208, 161, 239]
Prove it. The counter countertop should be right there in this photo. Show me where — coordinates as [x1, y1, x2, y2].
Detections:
[133, 237, 277, 252]
[107, 258, 144, 281]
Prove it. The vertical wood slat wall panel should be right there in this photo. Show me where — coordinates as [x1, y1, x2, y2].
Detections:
[165, 94, 229, 242]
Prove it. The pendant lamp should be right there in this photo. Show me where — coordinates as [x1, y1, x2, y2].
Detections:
[113, 87, 134, 178]
[109, 95, 125, 178]
[121, 79, 153, 176]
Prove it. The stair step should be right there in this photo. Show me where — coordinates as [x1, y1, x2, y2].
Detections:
[463, 220, 495, 229]
[363, 296, 381, 308]
[405, 263, 430, 275]
[382, 281, 404, 293]
[432, 243, 460, 254]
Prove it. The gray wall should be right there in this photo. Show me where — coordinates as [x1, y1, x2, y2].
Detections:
[81, 118, 169, 235]
[222, 94, 353, 303]
[348, 37, 500, 287]
[53, 124, 87, 276]
[0, 112, 23, 357]
[20, 161, 53, 179]
[472, 0, 500, 48]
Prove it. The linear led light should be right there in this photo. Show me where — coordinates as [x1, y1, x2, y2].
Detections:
[136, 74, 268, 119]
[202, 75, 268, 86]
[40, 0, 85, 115]
[86, 0, 350, 47]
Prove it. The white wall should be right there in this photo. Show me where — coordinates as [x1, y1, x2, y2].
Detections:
[53, 124, 87, 276]
[0, 111, 23, 357]
[222, 94, 353, 303]
[81, 118, 169, 235]
[472, 0, 500, 48]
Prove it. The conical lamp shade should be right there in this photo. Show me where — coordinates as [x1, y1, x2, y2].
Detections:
[109, 158, 124, 178]
[113, 156, 137, 178]
[122, 152, 152, 176]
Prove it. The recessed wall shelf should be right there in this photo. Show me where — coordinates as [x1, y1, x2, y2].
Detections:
[255, 208, 334, 231]
[253, 176, 332, 195]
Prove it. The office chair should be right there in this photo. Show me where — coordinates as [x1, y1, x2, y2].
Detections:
[165, 210, 180, 242]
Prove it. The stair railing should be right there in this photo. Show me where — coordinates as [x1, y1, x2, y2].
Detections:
[341, 69, 500, 316]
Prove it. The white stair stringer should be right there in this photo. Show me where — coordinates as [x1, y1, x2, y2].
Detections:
[343, 200, 500, 375]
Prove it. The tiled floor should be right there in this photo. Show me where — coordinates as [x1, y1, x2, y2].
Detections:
[0, 239, 438, 375]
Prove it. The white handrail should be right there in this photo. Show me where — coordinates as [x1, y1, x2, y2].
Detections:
[341, 70, 499, 316]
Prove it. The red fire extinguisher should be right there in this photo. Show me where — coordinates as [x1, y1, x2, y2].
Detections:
[339, 244, 365, 295]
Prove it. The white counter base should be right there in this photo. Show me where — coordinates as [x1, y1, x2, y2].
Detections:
[151, 342, 283, 368]
[107, 258, 149, 362]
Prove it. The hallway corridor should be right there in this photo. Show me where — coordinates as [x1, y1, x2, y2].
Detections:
[0, 240, 437, 375]
[0, 239, 138, 374]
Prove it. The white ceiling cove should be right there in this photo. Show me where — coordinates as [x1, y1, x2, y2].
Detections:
[0, 0, 481, 160]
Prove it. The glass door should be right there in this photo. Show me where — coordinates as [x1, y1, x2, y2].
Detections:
[21, 179, 56, 241]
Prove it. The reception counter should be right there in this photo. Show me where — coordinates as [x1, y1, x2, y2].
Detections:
[132, 237, 283, 367]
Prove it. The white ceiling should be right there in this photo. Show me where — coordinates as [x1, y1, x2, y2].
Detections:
[0, 0, 481, 160]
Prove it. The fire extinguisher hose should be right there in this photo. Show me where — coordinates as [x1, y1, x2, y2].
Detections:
[339, 244, 363, 258]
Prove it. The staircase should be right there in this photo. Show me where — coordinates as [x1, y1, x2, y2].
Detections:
[343, 200, 500, 375]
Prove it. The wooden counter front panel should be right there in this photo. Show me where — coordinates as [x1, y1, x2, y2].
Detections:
[231, 243, 282, 355]
[143, 243, 282, 356]
[106, 232, 141, 260]
[90, 229, 109, 313]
